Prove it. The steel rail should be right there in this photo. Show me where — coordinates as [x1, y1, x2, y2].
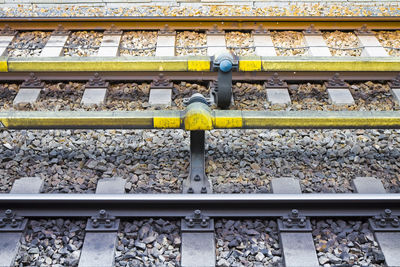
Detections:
[0, 71, 397, 82]
[3, 110, 400, 130]
[1, 17, 400, 31]
[0, 194, 399, 217]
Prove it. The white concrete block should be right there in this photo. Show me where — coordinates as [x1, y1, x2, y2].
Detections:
[96, 177, 126, 194]
[11, 177, 43, 193]
[266, 88, 291, 105]
[0, 35, 14, 56]
[327, 88, 354, 105]
[40, 35, 68, 57]
[156, 35, 175, 56]
[13, 88, 41, 105]
[391, 88, 400, 104]
[304, 35, 331, 57]
[253, 34, 276, 56]
[207, 34, 227, 56]
[97, 34, 122, 57]
[81, 88, 107, 106]
[149, 88, 172, 106]
[358, 35, 389, 57]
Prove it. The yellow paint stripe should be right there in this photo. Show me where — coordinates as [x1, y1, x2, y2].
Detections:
[8, 58, 188, 72]
[184, 103, 213, 131]
[153, 111, 181, 129]
[213, 110, 243, 128]
[243, 114, 400, 128]
[188, 59, 211, 71]
[261, 58, 400, 72]
[239, 59, 262, 71]
[0, 57, 7, 72]
[1, 117, 153, 128]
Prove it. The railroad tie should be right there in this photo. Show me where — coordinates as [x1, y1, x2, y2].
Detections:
[353, 177, 400, 267]
[97, 27, 123, 57]
[81, 73, 109, 106]
[78, 177, 125, 267]
[325, 74, 355, 106]
[265, 74, 291, 106]
[252, 29, 277, 57]
[272, 177, 319, 267]
[13, 74, 44, 106]
[356, 27, 389, 57]
[206, 28, 227, 57]
[303, 26, 332, 57]
[0, 177, 43, 267]
[155, 27, 176, 57]
[0, 33, 16, 57]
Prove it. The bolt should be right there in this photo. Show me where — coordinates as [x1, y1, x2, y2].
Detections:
[384, 209, 392, 217]
[201, 219, 209, 228]
[187, 187, 194, 194]
[5, 209, 12, 218]
[105, 219, 112, 228]
[92, 219, 99, 228]
[291, 209, 299, 218]
[201, 187, 207, 193]
[11, 219, 18, 228]
[194, 210, 201, 219]
[99, 209, 106, 218]
[194, 175, 200, 181]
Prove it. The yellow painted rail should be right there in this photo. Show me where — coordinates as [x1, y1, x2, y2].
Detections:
[2, 109, 400, 130]
[2, 56, 400, 72]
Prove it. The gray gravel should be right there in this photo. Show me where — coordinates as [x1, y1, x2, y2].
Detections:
[312, 219, 385, 267]
[1, 128, 400, 194]
[0, 129, 185, 193]
[115, 219, 181, 267]
[7, 31, 51, 57]
[63, 31, 103, 57]
[215, 219, 282, 267]
[14, 219, 85, 267]
[207, 129, 400, 193]
[0, 82, 400, 194]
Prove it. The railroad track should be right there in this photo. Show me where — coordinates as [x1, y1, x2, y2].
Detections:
[0, 9, 400, 267]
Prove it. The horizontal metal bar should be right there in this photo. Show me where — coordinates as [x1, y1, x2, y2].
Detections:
[0, 71, 397, 82]
[0, 194, 399, 218]
[3, 110, 400, 130]
[1, 19, 400, 31]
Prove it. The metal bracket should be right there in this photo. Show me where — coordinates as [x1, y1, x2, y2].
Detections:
[159, 24, 176, 36]
[52, 24, 71, 36]
[183, 130, 212, 194]
[86, 209, 120, 232]
[355, 24, 373, 36]
[21, 73, 44, 88]
[369, 209, 400, 232]
[252, 24, 270, 36]
[264, 73, 288, 88]
[325, 73, 348, 89]
[211, 53, 238, 109]
[181, 210, 214, 232]
[389, 73, 400, 89]
[0, 209, 27, 232]
[104, 24, 123, 36]
[0, 25, 17, 36]
[206, 24, 225, 35]
[150, 73, 173, 89]
[303, 24, 321, 36]
[278, 209, 312, 232]
[85, 73, 109, 88]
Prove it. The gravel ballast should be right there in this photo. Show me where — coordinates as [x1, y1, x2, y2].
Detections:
[14, 219, 85, 267]
[313, 219, 385, 266]
[215, 219, 282, 267]
[115, 219, 181, 267]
